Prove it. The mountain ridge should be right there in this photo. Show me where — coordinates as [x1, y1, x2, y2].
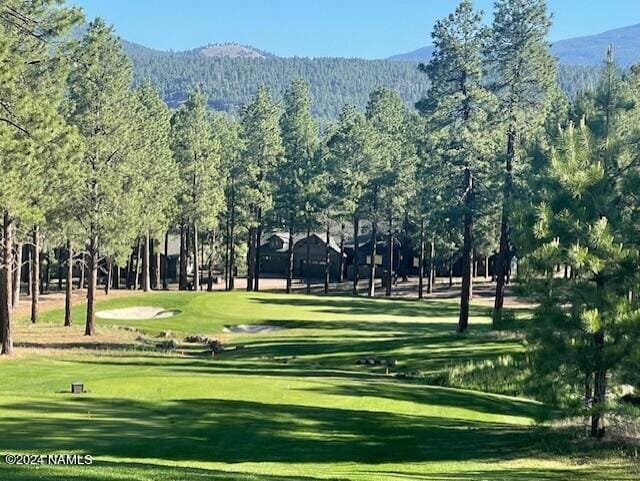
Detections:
[388, 23, 640, 66]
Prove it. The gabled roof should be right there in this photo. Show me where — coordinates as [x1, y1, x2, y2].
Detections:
[293, 232, 342, 254]
[261, 231, 343, 255]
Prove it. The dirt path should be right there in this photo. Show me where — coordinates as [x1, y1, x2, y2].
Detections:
[12, 288, 144, 319]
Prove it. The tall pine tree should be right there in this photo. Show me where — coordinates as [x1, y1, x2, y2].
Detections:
[488, 0, 556, 323]
[419, 0, 495, 332]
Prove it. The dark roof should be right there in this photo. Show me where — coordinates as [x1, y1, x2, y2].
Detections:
[262, 231, 343, 254]
[344, 233, 401, 250]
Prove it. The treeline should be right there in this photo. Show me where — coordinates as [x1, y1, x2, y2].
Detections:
[124, 42, 600, 121]
[2, 0, 640, 442]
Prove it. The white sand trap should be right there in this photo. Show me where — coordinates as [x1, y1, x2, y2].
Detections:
[96, 306, 180, 320]
[223, 324, 286, 334]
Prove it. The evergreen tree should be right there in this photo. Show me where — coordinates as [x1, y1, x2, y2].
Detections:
[326, 105, 376, 295]
[488, 0, 556, 323]
[419, 0, 496, 332]
[133, 81, 178, 292]
[522, 118, 639, 437]
[0, 0, 81, 352]
[278, 79, 319, 293]
[213, 114, 245, 291]
[365, 87, 416, 297]
[171, 89, 224, 292]
[240, 86, 283, 291]
[65, 18, 139, 336]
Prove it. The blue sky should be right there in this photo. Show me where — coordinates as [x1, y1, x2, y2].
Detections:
[71, 0, 640, 58]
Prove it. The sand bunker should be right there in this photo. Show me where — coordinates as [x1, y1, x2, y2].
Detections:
[223, 324, 286, 334]
[96, 306, 181, 320]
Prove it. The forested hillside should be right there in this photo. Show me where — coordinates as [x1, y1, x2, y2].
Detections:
[123, 41, 600, 119]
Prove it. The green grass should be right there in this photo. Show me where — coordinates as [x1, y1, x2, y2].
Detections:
[1, 291, 636, 480]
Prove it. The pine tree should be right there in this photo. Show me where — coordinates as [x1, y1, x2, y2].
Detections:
[213, 114, 244, 291]
[488, 0, 556, 323]
[278, 79, 319, 293]
[171, 89, 224, 292]
[326, 105, 376, 295]
[419, 0, 496, 332]
[523, 120, 639, 438]
[0, 0, 81, 353]
[133, 81, 178, 292]
[365, 88, 416, 297]
[522, 50, 639, 437]
[240, 86, 283, 292]
[65, 18, 139, 336]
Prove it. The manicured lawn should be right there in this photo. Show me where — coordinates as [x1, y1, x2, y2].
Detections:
[1, 291, 636, 480]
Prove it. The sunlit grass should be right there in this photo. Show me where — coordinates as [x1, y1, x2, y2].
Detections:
[2, 291, 637, 480]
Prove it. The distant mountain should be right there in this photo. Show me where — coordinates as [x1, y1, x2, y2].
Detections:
[388, 46, 434, 62]
[114, 34, 601, 120]
[388, 23, 640, 67]
[121, 40, 272, 60]
[196, 43, 273, 59]
[552, 23, 640, 67]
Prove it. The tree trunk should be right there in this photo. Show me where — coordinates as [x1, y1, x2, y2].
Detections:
[286, 220, 294, 294]
[125, 248, 133, 289]
[199, 230, 205, 290]
[163, 230, 169, 289]
[385, 221, 393, 297]
[26, 247, 32, 297]
[427, 238, 435, 295]
[78, 252, 86, 289]
[179, 224, 188, 290]
[448, 257, 453, 287]
[458, 167, 473, 333]
[224, 202, 230, 291]
[305, 226, 311, 294]
[368, 221, 377, 297]
[12, 240, 22, 310]
[43, 252, 50, 294]
[57, 248, 63, 291]
[155, 243, 161, 290]
[352, 215, 360, 295]
[31, 226, 40, 324]
[494, 127, 515, 323]
[105, 258, 112, 295]
[142, 231, 151, 292]
[193, 224, 200, 291]
[254, 212, 262, 292]
[339, 224, 345, 283]
[324, 222, 331, 295]
[114, 265, 120, 290]
[84, 237, 98, 336]
[418, 219, 424, 300]
[485, 254, 489, 279]
[65, 240, 73, 327]
[246, 227, 255, 292]
[469, 251, 474, 301]
[401, 223, 409, 283]
[590, 320, 607, 437]
[1, 210, 13, 355]
[134, 237, 142, 290]
[228, 183, 236, 291]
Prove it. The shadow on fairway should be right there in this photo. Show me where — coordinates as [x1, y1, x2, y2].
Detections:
[250, 295, 491, 319]
[0, 460, 350, 481]
[0, 396, 546, 465]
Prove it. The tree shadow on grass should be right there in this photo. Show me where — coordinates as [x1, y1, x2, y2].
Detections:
[0, 396, 547, 465]
[250, 296, 491, 320]
[0, 460, 345, 481]
[73, 331, 523, 386]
